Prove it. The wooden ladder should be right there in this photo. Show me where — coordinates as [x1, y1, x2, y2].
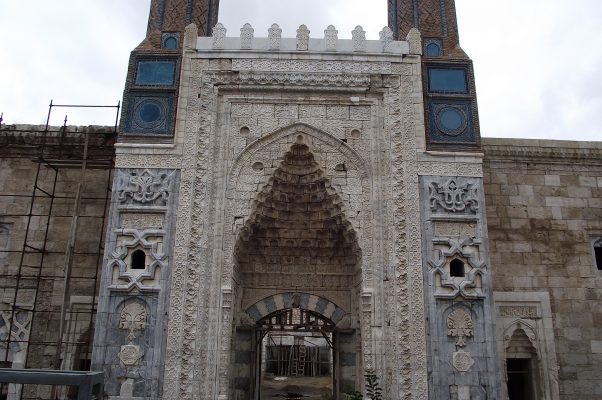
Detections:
[297, 345, 307, 377]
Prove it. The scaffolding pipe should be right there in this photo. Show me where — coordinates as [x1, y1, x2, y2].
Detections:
[54, 126, 90, 370]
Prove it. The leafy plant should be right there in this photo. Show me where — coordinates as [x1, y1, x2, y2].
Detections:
[364, 369, 383, 400]
[343, 384, 363, 400]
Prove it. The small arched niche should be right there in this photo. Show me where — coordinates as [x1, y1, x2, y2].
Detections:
[450, 258, 465, 278]
[130, 249, 146, 270]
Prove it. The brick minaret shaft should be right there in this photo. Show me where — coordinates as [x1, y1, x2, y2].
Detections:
[146, 0, 220, 41]
[389, 0, 467, 58]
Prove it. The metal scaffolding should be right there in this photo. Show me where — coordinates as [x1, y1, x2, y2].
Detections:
[0, 101, 119, 399]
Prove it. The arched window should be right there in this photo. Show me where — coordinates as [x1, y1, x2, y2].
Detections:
[450, 258, 465, 278]
[131, 250, 146, 270]
[164, 37, 178, 49]
[425, 41, 442, 57]
[594, 239, 602, 271]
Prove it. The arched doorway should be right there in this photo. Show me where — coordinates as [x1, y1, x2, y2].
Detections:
[231, 136, 362, 399]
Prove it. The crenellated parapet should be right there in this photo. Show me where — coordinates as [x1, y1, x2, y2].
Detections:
[190, 22, 413, 55]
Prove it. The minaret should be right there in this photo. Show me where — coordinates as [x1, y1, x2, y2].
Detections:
[119, 0, 220, 138]
[145, 0, 219, 47]
[389, 0, 481, 150]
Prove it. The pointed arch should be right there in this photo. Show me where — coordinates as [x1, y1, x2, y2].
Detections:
[504, 319, 539, 358]
[227, 122, 371, 194]
[245, 292, 346, 325]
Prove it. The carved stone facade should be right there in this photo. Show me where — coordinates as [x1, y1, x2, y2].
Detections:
[91, 22, 449, 400]
[3, 3, 601, 400]
[100, 13, 602, 399]
[1, 2, 600, 397]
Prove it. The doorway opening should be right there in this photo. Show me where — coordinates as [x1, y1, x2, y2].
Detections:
[257, 308, 335, 399]
[505, 326, 539, 400]
[506, 358, 533, 400]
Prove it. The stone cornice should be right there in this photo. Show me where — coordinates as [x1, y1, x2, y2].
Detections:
[0, 125, 116, 161]
[482, 137, 602, 163]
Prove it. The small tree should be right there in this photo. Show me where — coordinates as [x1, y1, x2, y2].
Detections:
[364, 369, 383, 400]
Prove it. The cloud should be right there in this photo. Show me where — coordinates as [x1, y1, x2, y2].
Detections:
[457, 0, 602, 140]
[0, 0, 600, 140]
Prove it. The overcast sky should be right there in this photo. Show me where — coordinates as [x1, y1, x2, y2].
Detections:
[0, 0, 600, 141]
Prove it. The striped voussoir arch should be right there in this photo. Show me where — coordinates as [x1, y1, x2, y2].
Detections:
[245, 292, 346, 325]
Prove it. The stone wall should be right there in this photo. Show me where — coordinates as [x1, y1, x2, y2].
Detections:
[0, 124, 114, 397]
[483, 138, 602, 399]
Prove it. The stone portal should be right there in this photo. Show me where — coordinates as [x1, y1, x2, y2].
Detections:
[231, 138, 361, 399]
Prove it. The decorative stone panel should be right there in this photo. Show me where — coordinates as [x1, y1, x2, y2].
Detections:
[91, 22, 441, 399]
[419, 175, 501, 399]
[92, 168, 180, 400]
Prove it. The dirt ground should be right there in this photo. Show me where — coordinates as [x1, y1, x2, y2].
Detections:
[261, 376, 333, 399]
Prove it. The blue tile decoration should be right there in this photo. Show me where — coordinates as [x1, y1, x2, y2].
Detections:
[186, 0, 193, 24]
[135, 60, 176, 86]
[428, 67, 468, 94]
[428, 100, 476, 145]
[246, 305, 261, 322]
[299, 293, 310, 309]
[124, 92, 174, 135]
[282, 292, 294, 308]
[315, 297, 329, 314]
[162, 33, 180, 49]
[331, 308, 345, 323]
[264, 296, 276, 313]
[425, 39, 443, 57]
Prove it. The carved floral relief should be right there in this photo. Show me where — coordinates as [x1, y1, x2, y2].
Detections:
[117, 169, 174, 206]
[429, 178, 479, 214]
[447, 309, 473, 347]
[119, 301, 147, 341]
